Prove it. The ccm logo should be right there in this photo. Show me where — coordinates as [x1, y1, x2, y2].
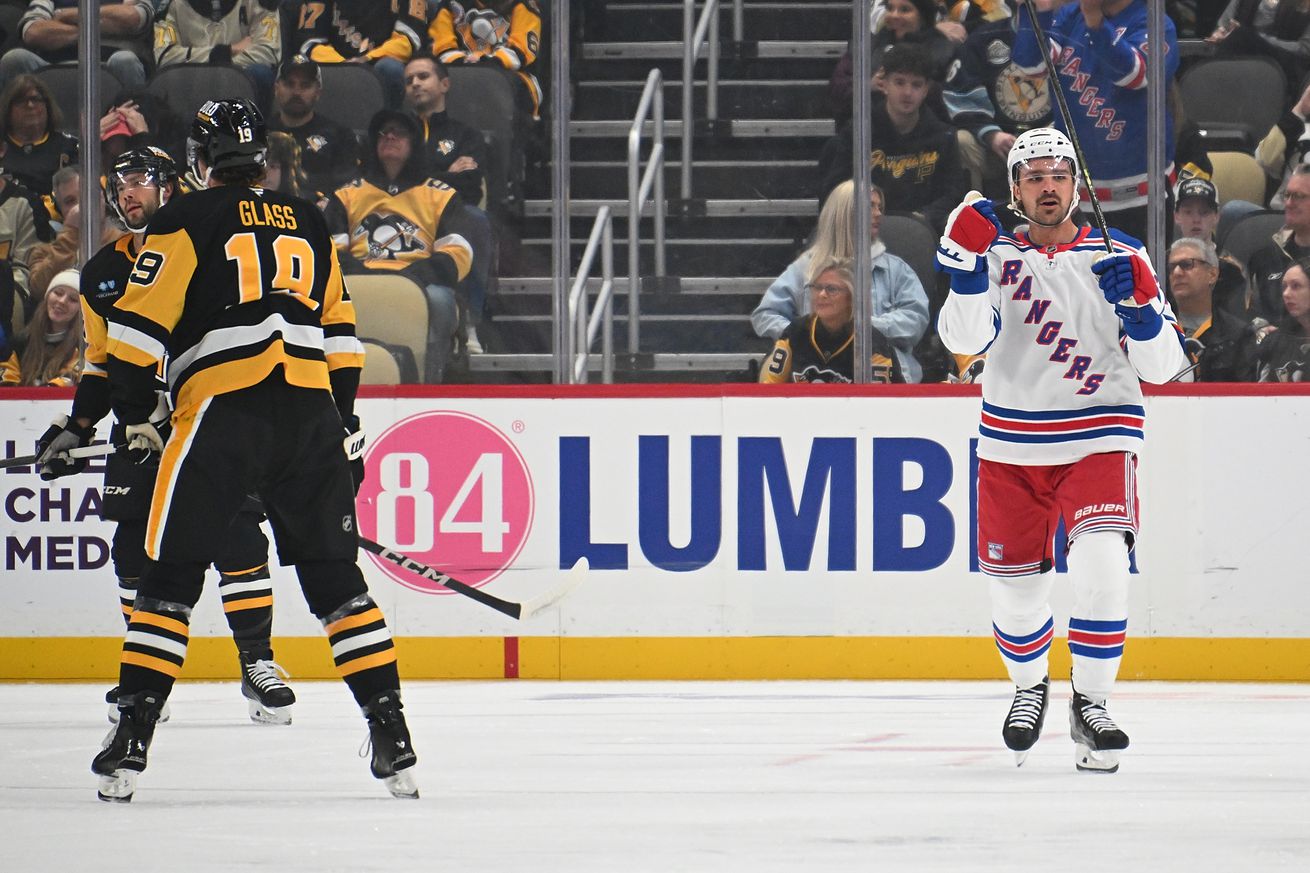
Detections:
[1074, 503, 1125, 520]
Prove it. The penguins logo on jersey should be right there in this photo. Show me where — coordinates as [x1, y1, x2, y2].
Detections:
[356, 214, 428, 261]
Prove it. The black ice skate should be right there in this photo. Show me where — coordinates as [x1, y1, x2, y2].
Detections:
[1002, 676, 1049, 767]
[106, 684, 170, 724]
[1070, 690, 1130, 773]
[239, 650, 296, 725]
[362, 691, 419, 799]
[92, 691, 165, 802]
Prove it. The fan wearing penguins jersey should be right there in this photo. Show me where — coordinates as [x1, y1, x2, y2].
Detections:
[34, 146, 296, 727]
[935, 127, 1188, 773]
[92, 100, 417, 803]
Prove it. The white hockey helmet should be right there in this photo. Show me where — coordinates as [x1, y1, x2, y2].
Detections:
[1007, 127, 1081, 227]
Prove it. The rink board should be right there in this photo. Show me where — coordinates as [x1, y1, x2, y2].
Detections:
[2, 384, 1308, 681]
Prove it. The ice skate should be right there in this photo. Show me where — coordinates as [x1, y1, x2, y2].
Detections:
[92, 692, 165, 802]
[362, 691, 419, 799]
[239, 650, 296, 725]
[1001, 676, 1049, 767]
[1070, 690, 1130, 773]
[106, 685, 169, 724]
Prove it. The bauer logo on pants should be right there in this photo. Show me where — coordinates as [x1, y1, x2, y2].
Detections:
[355, 411, 535, 593]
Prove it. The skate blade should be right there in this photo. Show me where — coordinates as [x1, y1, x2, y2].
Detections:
[97, 770, 137, 802]
[383, 771, 419, 799]
[1074, 742, 1120, 773]
[1013, 749, 1031, 768]
[110, 701, 170, 725]
[247, 700, 293, 726]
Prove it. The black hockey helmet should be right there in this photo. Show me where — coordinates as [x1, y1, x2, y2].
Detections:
[186, 98, 267, 183]
[104, 146, 180, 232]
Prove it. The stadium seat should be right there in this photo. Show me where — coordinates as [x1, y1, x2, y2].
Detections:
[146, 64, 255, 121]
[1217, 209, 1286, 272]
[1180, 56, 1286, 152]
[34, 64, 121, 125]
[880, 213, 939, 302]
[445, 66, 519, 215]
[1208, 151, 1268, 208]
[346, 274, 429, 382]
[360, 341, 402, 385]
[317, 64, 386, 137]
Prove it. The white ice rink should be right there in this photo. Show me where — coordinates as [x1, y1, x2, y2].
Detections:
[4, 680, 1308, 872]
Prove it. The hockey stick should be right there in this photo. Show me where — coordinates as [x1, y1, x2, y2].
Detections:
[0, 442, 125, 471]
[358, 535, 588, 620]
[1021, 0, 1114, 253]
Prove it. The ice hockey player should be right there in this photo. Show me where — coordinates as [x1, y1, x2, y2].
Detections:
[935, 126, 1188, 772]
[36, 146, 296, 727]
[91, 100, 417, 801]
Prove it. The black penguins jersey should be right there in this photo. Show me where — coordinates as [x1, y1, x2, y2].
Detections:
[71, 233, 136, 425]
[760, 314, 902, 384]
[106, 186, 363, 424]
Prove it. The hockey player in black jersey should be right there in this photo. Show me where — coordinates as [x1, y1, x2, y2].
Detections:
[91, 101, 417, 802]
[37, 147, 296, 727]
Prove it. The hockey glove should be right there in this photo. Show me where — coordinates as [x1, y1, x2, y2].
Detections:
[1091, 251, 1164, 340]
[343, 415, 366, 496]
[124, 422, 165, 463]
[36, 414, 94, 481]
[936, 191, 1000, 294]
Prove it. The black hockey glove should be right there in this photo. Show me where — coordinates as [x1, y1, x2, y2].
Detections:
[36, 414, 94, 481]
[343, 415, 366, 496]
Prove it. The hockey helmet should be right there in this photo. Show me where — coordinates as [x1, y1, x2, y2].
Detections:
[105, 146, 180, 232]
[186, 98, 267, 183]
[1007, 127, 1080, 187]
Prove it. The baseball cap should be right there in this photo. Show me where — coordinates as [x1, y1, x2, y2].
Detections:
[278, 55, 321, 85]
[1175, 177, 1219, 210]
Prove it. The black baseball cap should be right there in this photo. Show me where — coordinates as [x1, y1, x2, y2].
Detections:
[278, 54, 321, 84]
[1175, 177, 1218, 210]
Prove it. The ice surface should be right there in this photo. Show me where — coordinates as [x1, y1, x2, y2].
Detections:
[4, 680, 1307, 871]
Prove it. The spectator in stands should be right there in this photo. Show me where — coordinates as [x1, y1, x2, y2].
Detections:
[754, 179, 930, 382]
[153, 0, 282, 104]
[1173, 176, 1248, 319]
[1256, 76, 1310, 212]
[28, 167, 123, 299]
[1014, 0, 1179, 244]
[0, 0, 154, 89]
[1257, 255, 1310, 381]
[759, 258, 905, 384]
[429, 1, 543, 124]
[1209, 0, 1310, 95]
[404, 56, 485, 205]
[0, 74, 74, 195]
[98, 90, 187, 171]
[818, 43, 968, 233]
[288, 0, 425, 109]
[0, 265, 78, 386]
[0, 158, 53, 336]
[829, 0, 960, 122]
[943, 5, 1051, 200]
[325, 108, 478, 382]
[1249, 165, 1310, 324]
[1168, 238, 1258, 381]
[261, 130, 311, 199]
[267, 55, 359, 198]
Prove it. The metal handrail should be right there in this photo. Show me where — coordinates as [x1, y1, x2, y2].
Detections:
[681, 0, 720, 199]
[627, 68, 666, 355]
[568, 206, 616, 383]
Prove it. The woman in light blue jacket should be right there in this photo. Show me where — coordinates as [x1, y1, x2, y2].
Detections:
[752, 180, 930, 382]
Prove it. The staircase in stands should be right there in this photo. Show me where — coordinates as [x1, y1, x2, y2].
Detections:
[471, 0, 848, 383]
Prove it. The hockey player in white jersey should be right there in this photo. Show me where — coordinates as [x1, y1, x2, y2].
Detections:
[935, 127, 1188, 772]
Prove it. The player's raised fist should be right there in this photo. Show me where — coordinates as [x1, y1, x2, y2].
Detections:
[944, 191, 1003, 256]
[1091, 251, 1157, 308]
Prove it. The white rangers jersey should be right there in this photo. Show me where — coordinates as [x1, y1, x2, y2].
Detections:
[937, 226, 1188, 465]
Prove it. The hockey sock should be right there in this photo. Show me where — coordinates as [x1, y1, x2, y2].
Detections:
[989, 571, 1055, 689]
[1067, 531, 1130, 701]
[218, 565, 274, 648]
[117, 576, 138, 627]
[322, 595, 400, 706]
[119, 598, 191, 700]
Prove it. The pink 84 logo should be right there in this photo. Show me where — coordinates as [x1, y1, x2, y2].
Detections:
[356, 411, 535, 593]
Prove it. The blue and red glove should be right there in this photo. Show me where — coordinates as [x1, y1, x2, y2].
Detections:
[1090, 250, 1164, 340]
[936, 192, 1003, 294]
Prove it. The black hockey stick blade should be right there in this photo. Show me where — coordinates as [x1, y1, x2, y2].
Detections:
[0, 442, 124, 471]
[358, 535, 588, 621]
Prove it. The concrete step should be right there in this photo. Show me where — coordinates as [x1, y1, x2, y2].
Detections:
[564, 159, 819, 199]
[575, 78, 830, 121]
[578, 40, 845, 80]
[596, 2, 850, 42]
[514, 235, 797, 277]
